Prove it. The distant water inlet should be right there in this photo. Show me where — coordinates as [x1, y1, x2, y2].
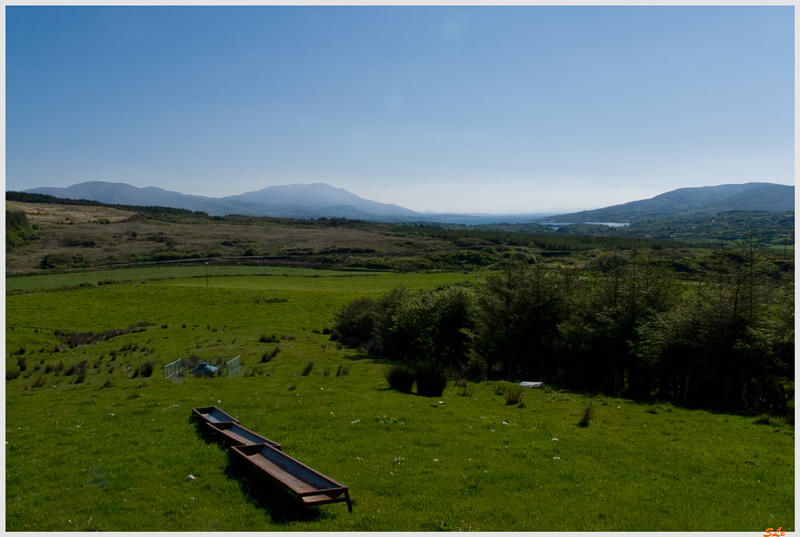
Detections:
[536, 221, 630, 229]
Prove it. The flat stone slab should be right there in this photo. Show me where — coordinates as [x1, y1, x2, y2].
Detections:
[518, 381, 544, 389]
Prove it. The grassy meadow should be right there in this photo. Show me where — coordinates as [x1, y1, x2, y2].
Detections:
[5, 267, 795, 531]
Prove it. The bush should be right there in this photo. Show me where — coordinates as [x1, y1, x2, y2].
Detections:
[415, 363, 448, 397]
[6, 370, 20, 381]
[300, 360, 314, 376]
[260, 334, 279, 343]
[383, 365, 416, 393]
[335, 363, 350, 377]
[32, 376, 46, 388]
[494, 381, 508, 395]
[322, 364, 332, 377]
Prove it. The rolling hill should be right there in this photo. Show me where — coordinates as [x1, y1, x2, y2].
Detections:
[548, 182, 794, 222]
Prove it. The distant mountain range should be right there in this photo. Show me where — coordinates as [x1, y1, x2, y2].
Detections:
[23, 181, 424, 221]
[18, 180, 795, 223]
[548, 183, 794, 222]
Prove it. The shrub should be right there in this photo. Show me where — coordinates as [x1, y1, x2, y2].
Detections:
[17, 356, 27, 372]
[383, 365, 415, 393]
[300, 360, 314, 376]
[32, 376, 46, 388]
[494, 381, 508, 396]
[281, 334, 297, 341]
[322, 327, 333, 335]
[579, 401, 596, 427]
[322, 364, 332, 377]
[6, 370, 20, 381]
[260, 334, 279, 343]
[415, 363, 448, 397]
[505, 386, 525, 405]
[335, 363, 350, 377]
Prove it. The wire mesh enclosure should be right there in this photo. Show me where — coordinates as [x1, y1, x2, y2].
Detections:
[162, 355, 241, 379]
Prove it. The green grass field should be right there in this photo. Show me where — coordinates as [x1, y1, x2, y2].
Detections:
[5, 267, 794, 531]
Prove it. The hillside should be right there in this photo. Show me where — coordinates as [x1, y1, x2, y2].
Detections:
[549, 182, 794, 222]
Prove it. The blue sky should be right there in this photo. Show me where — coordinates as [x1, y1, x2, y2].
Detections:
[5, 6, 794, 213]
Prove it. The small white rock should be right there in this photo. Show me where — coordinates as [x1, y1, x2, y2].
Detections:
[186, 475, 195, 481]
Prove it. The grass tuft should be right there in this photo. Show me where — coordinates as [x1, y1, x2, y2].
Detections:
[578, 401, 596, 427]
[415, 363, 448, 397]
[383, 365, 416, 393]
[505, 385, 525, 405]
[754, 413, 772, 425]
[300, 360, 314, 376]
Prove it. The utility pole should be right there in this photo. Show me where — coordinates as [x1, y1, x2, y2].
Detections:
[206, 262, 209, 288]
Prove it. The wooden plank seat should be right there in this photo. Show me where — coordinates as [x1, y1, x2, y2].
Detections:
[206, 421, 282, 451]
[192, 406, 239, 425]
[231, 443, 352, 512]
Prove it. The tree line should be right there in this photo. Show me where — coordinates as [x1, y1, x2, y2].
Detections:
[332, 243, 794, 417]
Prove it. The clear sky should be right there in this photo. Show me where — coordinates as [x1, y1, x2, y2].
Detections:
[5, 6, 795, 214]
